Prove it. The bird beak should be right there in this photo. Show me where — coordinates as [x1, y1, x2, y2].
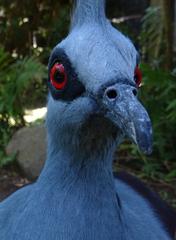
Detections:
[102, 84, 153, 155]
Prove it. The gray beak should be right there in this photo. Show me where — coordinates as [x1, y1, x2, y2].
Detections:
[102, 83, 153, 155]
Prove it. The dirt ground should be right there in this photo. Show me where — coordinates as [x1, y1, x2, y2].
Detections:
[0, 165, 30, 202]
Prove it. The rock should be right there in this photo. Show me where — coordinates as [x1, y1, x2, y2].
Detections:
[6, 125, 47, 180]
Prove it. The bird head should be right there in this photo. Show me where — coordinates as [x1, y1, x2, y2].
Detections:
[46, 0, 152, 155]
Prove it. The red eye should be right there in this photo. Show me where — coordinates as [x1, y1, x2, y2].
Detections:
[50, 63, 67, 90]
[134, 66, 142, 87]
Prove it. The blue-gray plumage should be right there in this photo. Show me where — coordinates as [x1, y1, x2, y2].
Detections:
[0, 0, 175, 239]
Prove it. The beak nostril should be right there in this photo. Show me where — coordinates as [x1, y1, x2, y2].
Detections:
[106, 89, 118, 100]
[133, 89, 138, 96]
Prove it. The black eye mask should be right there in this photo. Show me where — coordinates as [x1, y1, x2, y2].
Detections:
[48, 48, 85, 101]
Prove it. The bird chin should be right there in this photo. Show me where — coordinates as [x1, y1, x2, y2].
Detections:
[81, 113, 120, 139]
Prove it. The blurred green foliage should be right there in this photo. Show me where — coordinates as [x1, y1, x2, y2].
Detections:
[140, 64, 176, 177]
[0, 0, 70, 61]
[0, 0, 70, 166]
[140, 6, 164, 66]
[0, 46, 46, 166]
[135, 4, 175, 181]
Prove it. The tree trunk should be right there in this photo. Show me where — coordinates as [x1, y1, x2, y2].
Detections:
[162, 0, 174, 70]
[150, 0, 162, 6]
[150, 0, 174, 70]
[174, 0, 176, 57]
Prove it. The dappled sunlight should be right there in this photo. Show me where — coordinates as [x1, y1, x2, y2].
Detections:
[24, 107, 47, 123]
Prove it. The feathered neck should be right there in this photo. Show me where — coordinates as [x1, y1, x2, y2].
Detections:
[38, 115, 120, 185]
[71, 0, 106, 29]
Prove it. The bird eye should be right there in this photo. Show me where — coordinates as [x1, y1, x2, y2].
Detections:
[134, 66, 142, 88]
[50, 63, 67, 90]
